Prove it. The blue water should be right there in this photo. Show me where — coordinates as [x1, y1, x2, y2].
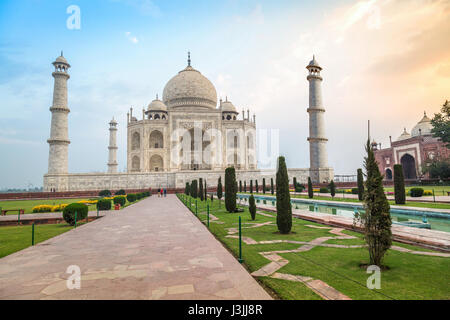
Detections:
[237, 194, 450, 233]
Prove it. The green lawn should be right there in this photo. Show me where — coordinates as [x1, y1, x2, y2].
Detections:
[247, 193, 450, 210]
[0, 223, 81, 258]
[0, 198, 98, 215]
[178, 194, 450, 300]
[383, 185, 450, 195]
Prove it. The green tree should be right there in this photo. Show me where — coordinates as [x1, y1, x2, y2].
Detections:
[308, 177, 313, 199]
[357, 168, 365, 201]
[430, 100, 450, 148]
[329, 180, 336, 198]
[250, 180, 253, 194]
[276, 156, 292, 234]
[356, 140, 392, 267]
[217, 177, 223, 201]
[263, 178, 266, 194]
[249, 194, 256, 220]
[225, 167, 237, 213]
[394, 164, 406, 204]
[244, 181, 247, 192]
[293, 177, 297, 190]
[190, 180, 198, 198]
[185, 182, 190, 196]
[422, 158, 450, 179]
[255, 180, 259, 193]
[204, 180, 207, 201]
[239, 180, 242, 193]
[271, 178, 274, 195]
[199, 178, 204, 201]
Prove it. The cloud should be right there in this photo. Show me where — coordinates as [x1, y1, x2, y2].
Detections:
[125, 32, 139, 44]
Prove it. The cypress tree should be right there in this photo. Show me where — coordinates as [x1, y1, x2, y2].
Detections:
[191, 180, 198, 198]
[255, 180, 259, 193]
[225, 167, 237, 213]
[250, 180, 253, 193]
[217, 176, 223, 201]
[293, 177, 297, 191]
[394, 164, 406, 204]
[244, 181, 247, 192]
[210, 193, 214, 202]
[239, 180, 242, 193]
[263, 178, 266, 194]
[356, 140, 392, 267]
[276, 156, 292, 234]
[357, 168, 365, 201]
[204, 180, 207, 201]
[329, 180, 336, 198]
[308, 177, 313, 199]
[271, 178, 274, 195]
[185, 182, 190, 196]
[199, 178, 204, 201]
[249, 194, 256, 220]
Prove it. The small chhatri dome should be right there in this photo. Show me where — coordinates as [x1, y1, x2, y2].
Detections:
[147, 95, 168, 112]
[397, 127, 412, 141]
[110, 117, 117, 125]
[411, 111, 432, 137]
[162, 52, 217, 110]
[307, 55, 322, 70]
[221, 97, 237, 113]
[53, 51, 70, 67]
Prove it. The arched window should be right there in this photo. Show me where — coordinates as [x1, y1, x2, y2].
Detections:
[150, 155, 164, 172]
[247, 132, 254, 149]
[385, 168, 393, 180]
[400, 154, 417, 180]
[154, 114, 160, 120]
[226, 115, 232, 120]
[150, 130, 164, 149]
[132, 132, 140, 150]
[132, 156, 140, 172]
[162, 115, 166, 120]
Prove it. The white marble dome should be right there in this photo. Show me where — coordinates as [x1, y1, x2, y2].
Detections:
[397, 128, 411, 141]
[411, 112, 432, 137]
[163, 65, 217, 109]
[147, 97, 167, 112]
[221, 99, 237, 113]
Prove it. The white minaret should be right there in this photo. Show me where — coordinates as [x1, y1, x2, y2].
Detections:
[306, 55, 329, 183]
[47, 52, 71, 174]
[108, 118, 118, 173]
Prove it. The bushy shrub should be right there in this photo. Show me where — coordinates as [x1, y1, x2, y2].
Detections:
[115, 189, 126, 195]
[319, 187, 329, 193]
[97, 198, 112, 211]
[113, 196, 126, 206]
[32, 205, 54, 213]
[329, 180, 336, 198]
[217, 177, 223, 200]
[249, 195, 256, 220]
[127, 193, 137, 202]
[191, 180, 198, 198]
[351, 188, 359, 195]
[409, 187, 424, 197]
[63, 203, 88, 226]
[99, 190, 111, 197]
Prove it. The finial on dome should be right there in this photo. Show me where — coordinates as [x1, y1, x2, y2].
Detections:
[61, 50, 63, 57]
[156, 93, 159, 100]
[188, 51, 191, 67]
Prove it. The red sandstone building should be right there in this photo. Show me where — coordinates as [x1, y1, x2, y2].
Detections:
[373, 112, 449, 180]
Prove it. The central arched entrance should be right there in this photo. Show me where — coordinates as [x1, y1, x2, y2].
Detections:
[400, 154, 417, 179]
[150, 154, 163, 172]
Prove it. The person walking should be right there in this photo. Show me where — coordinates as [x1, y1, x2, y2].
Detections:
[164, 188, 167, 197]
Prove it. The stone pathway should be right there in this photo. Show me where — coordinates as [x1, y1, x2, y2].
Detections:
[0, 195, 271, 300]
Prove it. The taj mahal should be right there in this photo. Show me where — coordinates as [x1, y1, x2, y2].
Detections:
[44, 53, 333, 192]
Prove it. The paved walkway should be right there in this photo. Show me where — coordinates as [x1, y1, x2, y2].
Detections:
[0, 195, 271, 300]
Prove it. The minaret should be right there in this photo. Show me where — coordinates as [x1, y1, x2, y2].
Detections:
[108, 118, 118, 173]
[306, 55, 329, 182]
[47, 52, 71, 174]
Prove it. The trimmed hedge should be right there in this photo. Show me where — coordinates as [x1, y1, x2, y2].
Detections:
[410, 187, 424, 197]
[276, 156, 292, 234]
[113, 196, 126, 207]
[97, 199, 112, 211]
[225, 167, 237, 213]
[63, 203, 88, 225]
[319, 187, 329, 193]
[99, 190, 111, 197]
[115, 189, 126, 195]
[127, 194, 137, 202]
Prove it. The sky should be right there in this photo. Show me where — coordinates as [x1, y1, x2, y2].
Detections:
[0, 0, 449, 188]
